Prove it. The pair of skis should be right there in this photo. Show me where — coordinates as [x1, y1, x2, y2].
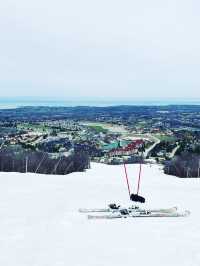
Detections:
[79, 204, 190, 219]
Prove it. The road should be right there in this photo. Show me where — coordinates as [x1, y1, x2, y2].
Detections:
[143, 134, 160, 158]
[168, 145, 180, 159]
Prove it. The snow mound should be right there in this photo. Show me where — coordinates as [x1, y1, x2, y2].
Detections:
[0, 163, 199, 266]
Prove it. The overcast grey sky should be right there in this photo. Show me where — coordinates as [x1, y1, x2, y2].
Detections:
[0, 0, 199, 100]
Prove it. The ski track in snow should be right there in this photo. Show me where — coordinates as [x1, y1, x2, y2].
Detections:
[0, 163, 199, 266]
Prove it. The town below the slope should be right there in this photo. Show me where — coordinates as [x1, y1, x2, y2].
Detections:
[0, 105, 200, 177]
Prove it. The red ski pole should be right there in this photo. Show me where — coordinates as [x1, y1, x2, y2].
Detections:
[123, 163, 131, 198]
[137, 163, 142, 195]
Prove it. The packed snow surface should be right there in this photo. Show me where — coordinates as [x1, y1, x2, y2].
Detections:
[0, 163, 199, 266]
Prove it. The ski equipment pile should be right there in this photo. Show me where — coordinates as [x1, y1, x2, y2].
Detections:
[88, 210, 190, 219]
[79, 205, 178, 214]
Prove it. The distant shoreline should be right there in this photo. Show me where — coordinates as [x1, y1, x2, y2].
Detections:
[0, 100, 200, 109]
[0, 105, 19, 109]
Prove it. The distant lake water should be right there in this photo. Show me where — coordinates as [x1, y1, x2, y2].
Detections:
[0, 98, 200, 109]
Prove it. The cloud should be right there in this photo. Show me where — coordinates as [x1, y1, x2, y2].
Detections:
[0, 0, 200, 99]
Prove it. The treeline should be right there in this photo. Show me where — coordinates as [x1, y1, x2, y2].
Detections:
[149, 140, 177, 157]
[164, 152, 200, 178]
[175, 141, 200, 155]
[0, 147, 90, 175]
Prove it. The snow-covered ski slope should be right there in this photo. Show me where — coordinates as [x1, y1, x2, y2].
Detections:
[0, 163, 199, 266]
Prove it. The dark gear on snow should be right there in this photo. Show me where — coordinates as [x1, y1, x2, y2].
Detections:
[108, 203, 120, 210]
[130, 193, 146, 203]
[120, 209, 129, 215]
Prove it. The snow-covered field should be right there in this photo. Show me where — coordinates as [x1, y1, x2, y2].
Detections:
[0, 163, 200, 266]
